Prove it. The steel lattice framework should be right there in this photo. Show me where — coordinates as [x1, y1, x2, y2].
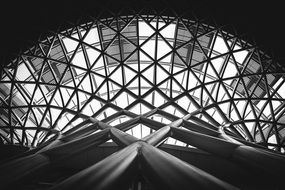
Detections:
[1, 11, 285, 190]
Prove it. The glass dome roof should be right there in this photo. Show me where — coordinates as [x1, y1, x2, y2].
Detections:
[1, 14, 285, 152]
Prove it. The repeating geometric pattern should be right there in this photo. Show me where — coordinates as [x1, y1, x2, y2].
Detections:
[1, 13, 285, 154]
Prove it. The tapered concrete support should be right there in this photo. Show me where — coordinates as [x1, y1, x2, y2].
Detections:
[139, 142, 238, 190]
[234, 145, 285, 180]
[182, 120, 220, 137]
[0, 154, 50, 189]
[171, 127, 238, 158]
[115, 116, 141, 131]
[140, 116, 165, 130]
[171, 127, 285, 182]
[110, 128, 138, 147]
[0, 128, 110, 188]
[50, 142, 140, 190]
[142, 126, 170, 146]
[45, 129, 110, 159]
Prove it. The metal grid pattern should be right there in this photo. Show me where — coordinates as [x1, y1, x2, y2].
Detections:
[1, 14, 285, 153]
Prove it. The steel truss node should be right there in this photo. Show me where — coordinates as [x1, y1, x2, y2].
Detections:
[1, 11, 285, 190]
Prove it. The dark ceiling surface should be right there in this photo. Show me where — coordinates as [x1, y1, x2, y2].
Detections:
[1, 0, 285, 66]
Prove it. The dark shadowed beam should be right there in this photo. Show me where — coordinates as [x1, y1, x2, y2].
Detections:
[140, 142, 239, 190]
[110, 127, 138, 147]
[49, 142, 140, 190]
[0, 129, 110, 188]
[142, 126, 171, 146]
[171, 126, 285, 183]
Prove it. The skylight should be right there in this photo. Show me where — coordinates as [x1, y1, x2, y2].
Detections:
[0, 15, 284, 153]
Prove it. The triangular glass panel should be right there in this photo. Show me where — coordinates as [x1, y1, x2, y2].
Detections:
[26, 111, 38, 127]
[144, 90, 167, 108]
[108, 81, 122, 100]
[260, 102, 272, 118]
[139, 50, 153, 62]
[127, 77, 139, 96]
[109, 66, 123, 86]
[244, 103, 256, 120]
[39, 63, 56, 84]
[140, 37, 156, 59]
[191, 87, 201, 103]
[86, 47, 101, 66]
[96, 107, 117, 121]
[222, 60, 239, 79]
[62, 35, 79, 53]
[60, 68, 74, 86]
[33, 86, 47, 105]
[251, 76, 269, 98]
[123, 66, 137, 85]
[140, 76, 152, 95]
[202, 88, 214, 106]
[233, 46, 249, 65]
[78, 74, 92, 93]
[120, 35, 137, 60]
[126, 123, 152, 139]
[206, 62, 219, 79]
[212, 35, 229, 54]
[121, 19, 138, 45]
[15, 62, 34, 81]
[49, 107, 62, 125]
[124, 50, 139, 68]
[187, 71, 200, 90]
[105, 36, 121, 61]
[217, 84, 231, 102]
[229, 106, 240, 121]
[272, 100, 282, 111]
[163, 105, 184, 117]
[159, 22, 176, 39]
[83, 27, 100, 45]
[58, 87, 72, 106]
[91, 72, 105, 90]
[50, 88, 63, 107]
[129, 103, 151, 115]
[99, 24, 117, 50]
[243, 56, 261, 75]
[173, 71, 187, 89]
[139, 20, 156, 41]
[173, 63, 186, 74]
[12, 87, 28, 107]
[156, 64, 169, 84]
[176, 42, 193, 65]
[141, 64, 154, 84]
[91, 55, 105, 71]
[176, 95, 192, 111]
[176, 20, 193, 45]
[23, 83, 36, 98]
[233, 78, 247, 97]
[157, 37, 172, 60]
[32, 107, 46, 126]
[70, 65, 86, 76]
[96, 82, 108, 99]
[113, 91, 135, 109]
[81, 98, 103, 117]
[210, 55, 225, 72]
[172, 79, 184, 98]
[105, 55, 120, 72]
[77, 91, 90, 109]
